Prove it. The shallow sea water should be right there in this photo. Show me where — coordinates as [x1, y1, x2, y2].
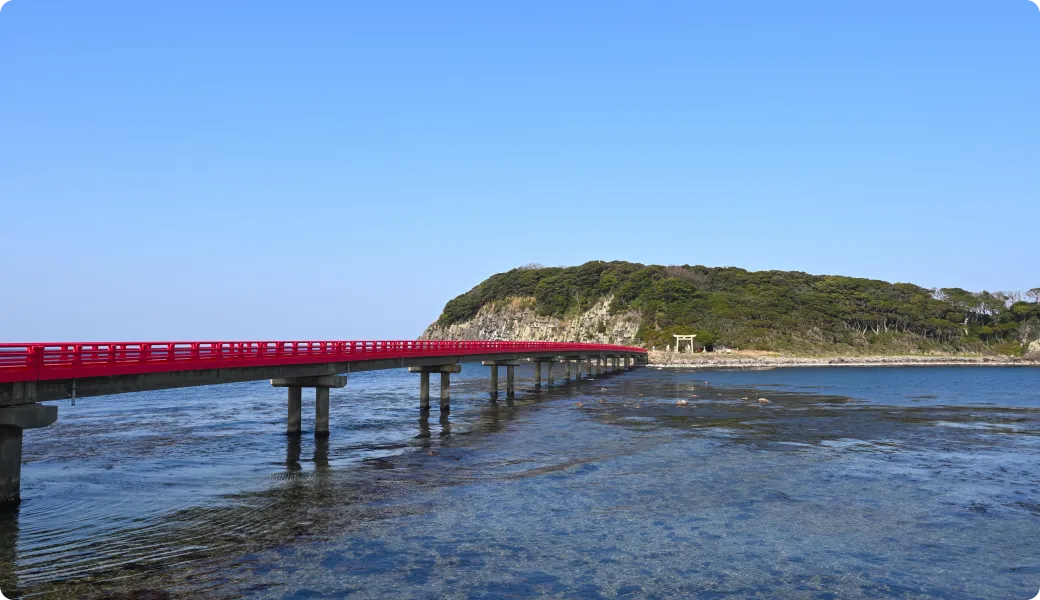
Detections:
[2, 365, 1039, 599]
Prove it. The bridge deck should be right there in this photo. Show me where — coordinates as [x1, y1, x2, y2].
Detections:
[0, 341, 647, 404]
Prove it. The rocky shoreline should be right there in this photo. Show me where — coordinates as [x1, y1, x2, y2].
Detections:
[648, 351, 1040, 369]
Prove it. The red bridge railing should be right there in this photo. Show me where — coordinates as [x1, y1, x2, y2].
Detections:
[0, 341, 647, 384]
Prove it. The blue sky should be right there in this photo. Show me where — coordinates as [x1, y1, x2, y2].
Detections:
[1, 1, 1037, 341]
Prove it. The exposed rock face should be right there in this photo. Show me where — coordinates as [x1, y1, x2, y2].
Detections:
[420, 296, 641, 345]
[1018, 320, 1040, 358]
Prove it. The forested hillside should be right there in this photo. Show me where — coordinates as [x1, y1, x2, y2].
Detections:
[435, 261, 1040, 355]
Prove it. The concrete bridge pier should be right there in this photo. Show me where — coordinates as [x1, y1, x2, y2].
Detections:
[441, 373, 451, 411]
[563, 356, 582, 382]
[482, 360, 521, 398]
[507, 365, 515, 396]
[420, 373, 430, 409]
[409, 365, 461, 414]
[286, 386, 302, 433]
[315, 388, 331, 436]
[530, 358, 557, 389]
[272, 375, 347, 437]
[0, 404, 58, 507]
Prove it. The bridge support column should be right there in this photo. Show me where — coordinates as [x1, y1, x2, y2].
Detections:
[440, 373, 450, 411]
[287, 386, 302, 435]
[507, 366, 515, 396]
[0, 404, 58, 507]
[564, 360, 571, 382]
[530, 358, 557, 390]
[420, 372, 431, 411]
[483, 360, 520, 399]
[562, 356, 581, 382]
[272, 376, 347, 437]
[409, 365, 462, 413]
[315, 387, 330, 437]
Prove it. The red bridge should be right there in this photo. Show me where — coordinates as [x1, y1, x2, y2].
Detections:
[0, 340, 647, 506]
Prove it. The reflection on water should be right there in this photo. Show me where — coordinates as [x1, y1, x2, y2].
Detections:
[286, 436, 332, 472]
[1, 365, 1039, 598]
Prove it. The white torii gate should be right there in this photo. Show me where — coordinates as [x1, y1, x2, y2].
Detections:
[673, 334, 697, 353]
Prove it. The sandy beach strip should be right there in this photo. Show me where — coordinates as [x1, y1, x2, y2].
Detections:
[647, 352, 1040, 369]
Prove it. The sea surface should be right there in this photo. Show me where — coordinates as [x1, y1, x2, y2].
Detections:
[2, 365, 1039, 599]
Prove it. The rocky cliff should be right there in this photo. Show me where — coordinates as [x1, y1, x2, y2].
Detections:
[421, 295, 641, 345]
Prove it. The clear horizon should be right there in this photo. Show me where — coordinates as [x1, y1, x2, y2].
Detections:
[1, 1, 1038, 341]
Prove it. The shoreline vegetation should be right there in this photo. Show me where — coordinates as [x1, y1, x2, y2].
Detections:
[647, 350, 1040, 369]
